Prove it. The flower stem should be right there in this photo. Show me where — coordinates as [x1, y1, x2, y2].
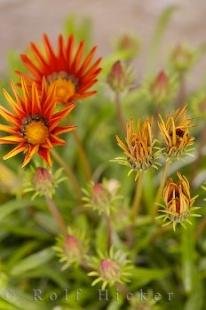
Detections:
[72, 130, 92, 181]
[45, 195, 67, 236]
[52, 150, 81, 199]
[153, 159, 170, 217]
[106, 214, 113, 251]
[130, 170, 144, 223]
[115, 91, 125, 132]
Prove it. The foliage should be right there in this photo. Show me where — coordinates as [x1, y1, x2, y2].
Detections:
[0, 7, 206, 310]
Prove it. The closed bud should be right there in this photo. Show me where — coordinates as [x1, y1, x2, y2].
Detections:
[150, 71, 169, 104]
[107, 60, 132, 92]
[158, 173, 199, 231]
[54, 228, 88, 270]
[116, 34, 139, 60]
[83, 179, 121, 215]
[88, 248, 132, 289]
[33, 167, 52, 195]
[170, 44, 195, 74]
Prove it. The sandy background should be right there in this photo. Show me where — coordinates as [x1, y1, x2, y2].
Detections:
[0, 0, 206, 89]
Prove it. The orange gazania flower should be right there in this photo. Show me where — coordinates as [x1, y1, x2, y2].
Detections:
[0, 78, 75, 167]
[20, 34, 101, 104]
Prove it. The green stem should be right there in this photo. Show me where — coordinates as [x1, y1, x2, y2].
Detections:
[115, 91, 125, 132]
[106, 214, 112, 251]
[52, 150, 81, 199]
[153, 159, 170, 217]
[72, 131, 92, 181]
[45, 195, 67, 236]
[130, 170, 144, 223]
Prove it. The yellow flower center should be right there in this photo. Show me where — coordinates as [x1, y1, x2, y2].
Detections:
[50, 79, 76, 103]
[25, 120, 49, 145]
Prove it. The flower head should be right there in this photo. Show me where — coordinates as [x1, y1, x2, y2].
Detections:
[20, 34, 101, 104]
[88, 248, 132, 289]
[54, 227, 88, 270]
[116, 119, 157, 173]
[158, 106, 194, 158]
[158, 173, 199, 230]
[0, 78, 75, 167]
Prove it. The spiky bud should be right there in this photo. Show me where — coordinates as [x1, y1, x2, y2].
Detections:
[88, 248, 132, 289]
[83, 179, 121, 215]
[54, 228, 88, 270]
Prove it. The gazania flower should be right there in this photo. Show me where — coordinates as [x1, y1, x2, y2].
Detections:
[20, 34, 101, 104]
[88, 247, 132, 289]
[158, 173, 200, 230]
[115, 119, 157, 172]
[158, 106, 194, 158]
[0, 78, 75, 167]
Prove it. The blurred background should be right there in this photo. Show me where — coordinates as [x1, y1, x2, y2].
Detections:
[1, 0, 206, 90]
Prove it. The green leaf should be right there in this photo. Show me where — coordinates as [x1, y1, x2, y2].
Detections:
[148, 5, 177, 72]
[0, 200, 31, 222]
[181, 224, 195, 293]
[130, 267, 168, 288]
[10, 248, 54, 277]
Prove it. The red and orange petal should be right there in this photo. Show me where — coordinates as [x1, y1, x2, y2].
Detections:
[0, 77, 75, 167]
[20, 34, 102, 104]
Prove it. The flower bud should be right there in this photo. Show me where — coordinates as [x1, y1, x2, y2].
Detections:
[116, 34, 139, 60]
[23, 167, 66, 199]
[170, 44, 195, 74]
[150, 71, 169, 104]
[107, 60, 132, 92]
[33, 167, 52, 195]
[158, 173, 198, 230]
[158, 106, 194, 158]
[99, 258, 120, 281]
[64, 235, 82, 260]
[83, 179, 122, 215]
[54, 229, 88, 270]
[88, 248, 132, 289]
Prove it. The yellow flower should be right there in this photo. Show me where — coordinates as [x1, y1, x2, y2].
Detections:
[116, 119, 156, 171]
[158, 106, 194, 158]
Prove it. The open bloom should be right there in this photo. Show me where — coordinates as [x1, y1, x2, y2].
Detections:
[158, 173, 199, 230]
[20, 34, 101, 104]
[158, 106, 194, 158]
[116, 119, 156, 171]
[0, 78, 75, 167]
